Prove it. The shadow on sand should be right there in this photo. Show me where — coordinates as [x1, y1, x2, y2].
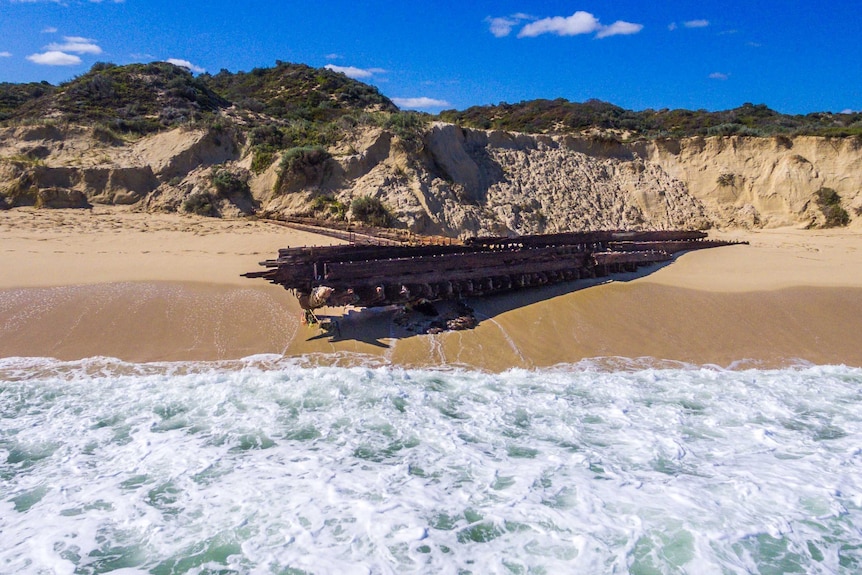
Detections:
[304, 258, 676, 347]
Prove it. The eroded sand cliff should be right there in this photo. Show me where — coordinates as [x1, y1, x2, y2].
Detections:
[2, 122, 860, 235]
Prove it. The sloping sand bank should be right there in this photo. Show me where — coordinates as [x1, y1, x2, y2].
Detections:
[2, 207, 861, 369]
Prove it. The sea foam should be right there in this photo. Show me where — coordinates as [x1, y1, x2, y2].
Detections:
[1, 357, 860, 573]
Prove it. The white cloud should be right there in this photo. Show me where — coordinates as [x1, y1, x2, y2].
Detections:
[0, 51, 11, 58]
[42, 27, 58, 34]
[166, 58, 206, 74]
[486, 13, 536, 37]
[684, 19, 710, 28]
[392, 97, 450, 109]
[518, 11, 600, 37]
[45, 36, 102, 55]
[596, 21, 643, 38]
[516, 11, 642, 39]
[668, 22, 678, 31]
[840, 109, 858, 114]
[26, 50, 82, 65]
[487, 16, 519, 38]
[325, 53, 342, 60]
[324, 64, 386, 79]
[709, 72, 729, 80]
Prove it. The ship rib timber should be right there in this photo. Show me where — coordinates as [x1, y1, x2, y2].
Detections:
[243, 229, 743, 310]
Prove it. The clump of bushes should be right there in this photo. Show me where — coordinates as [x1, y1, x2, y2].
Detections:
[247, 121, 338, 174]
[251, 148, 276, 174]
[350, 195, 393, 227]
[815, 187, 850, 227]
[91, 123, 123, 145]
[249, 124, 285, 148]
[309, 194, 348, 220]
[210, 166, 250, 197]
[274, 146, 331, 192]
[181, 191, 218, 217]
[382, 112, 428, 150]
[281, 146, 329, 173]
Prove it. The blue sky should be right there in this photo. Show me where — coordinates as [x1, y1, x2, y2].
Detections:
[1, 1, 860, 114]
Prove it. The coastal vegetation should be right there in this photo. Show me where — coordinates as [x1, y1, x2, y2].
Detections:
[210, 166, 251, 198]
[1, 59, 859, 232]
[0, 81, 56, 122]
[273, 146, 331, 193]
[308, 194, 348, 220]
[181, 191, 218, 217]
[439, 99, 862, 139]
[7, 60, 860, 143]
[815, 188, 850, 227]
[350, 195, 393, 227]
[201, 61, 396, 122]
[7, 62, 228, 135]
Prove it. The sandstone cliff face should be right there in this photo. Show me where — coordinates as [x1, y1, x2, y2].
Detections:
[2, 121, 859, 234]
[637, 136, 862, 228]
[297, 123, 855, 236]
[0, 125, 242, 212]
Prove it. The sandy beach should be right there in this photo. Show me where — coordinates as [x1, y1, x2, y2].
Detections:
[2, 206, 861, 370]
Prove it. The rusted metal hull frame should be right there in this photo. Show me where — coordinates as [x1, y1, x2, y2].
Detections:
[244, 230, 743, 309]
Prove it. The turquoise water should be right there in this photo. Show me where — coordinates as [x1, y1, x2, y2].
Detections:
[1, 356, 861, 574]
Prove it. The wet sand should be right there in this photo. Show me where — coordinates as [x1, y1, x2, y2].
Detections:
[2, 207, 861, 370]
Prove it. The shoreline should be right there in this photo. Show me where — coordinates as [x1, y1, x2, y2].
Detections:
[3, 280, 861, 370]
[2, 207, 862, 370]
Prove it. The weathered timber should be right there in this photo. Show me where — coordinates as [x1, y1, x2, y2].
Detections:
[243, 229, 744, 309]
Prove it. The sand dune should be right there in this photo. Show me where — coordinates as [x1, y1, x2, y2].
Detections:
[2, 207, 861, 369]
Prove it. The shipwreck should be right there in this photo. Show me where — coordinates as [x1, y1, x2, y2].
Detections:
[243, 230, 741, 320]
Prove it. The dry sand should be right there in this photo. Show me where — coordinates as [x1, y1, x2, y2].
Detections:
[2, 206, 861, 370]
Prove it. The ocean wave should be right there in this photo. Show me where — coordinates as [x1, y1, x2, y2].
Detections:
[2, 356, 860, 573]
[0, 353, 851, 380]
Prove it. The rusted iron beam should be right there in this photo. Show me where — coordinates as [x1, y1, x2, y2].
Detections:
[465, 230, 707, 248]
[592, 250, 672, 266]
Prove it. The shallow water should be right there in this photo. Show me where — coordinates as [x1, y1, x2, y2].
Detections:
[1, 356, 861, 574]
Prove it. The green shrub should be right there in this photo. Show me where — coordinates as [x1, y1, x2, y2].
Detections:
[382, 112, 428, 150]
[210, 166, 250, 197]
[274, 146, 331, 192]
[182, 192, 218, 217]
[815, 188, 850, 227]
[280, 146, 330, 173]
[350, 195, 393, 227]
[251, 148, 276, 174]
[282, 120, 339, 148]
[310, 194, 348, 219]
[92, 123, 123, 145]
[249, 124, 285, 148]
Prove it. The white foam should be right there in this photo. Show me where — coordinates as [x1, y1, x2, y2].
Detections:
[1, 358, 861, 573]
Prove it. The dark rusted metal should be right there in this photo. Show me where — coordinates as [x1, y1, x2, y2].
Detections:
[244, 230, 744, 310]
